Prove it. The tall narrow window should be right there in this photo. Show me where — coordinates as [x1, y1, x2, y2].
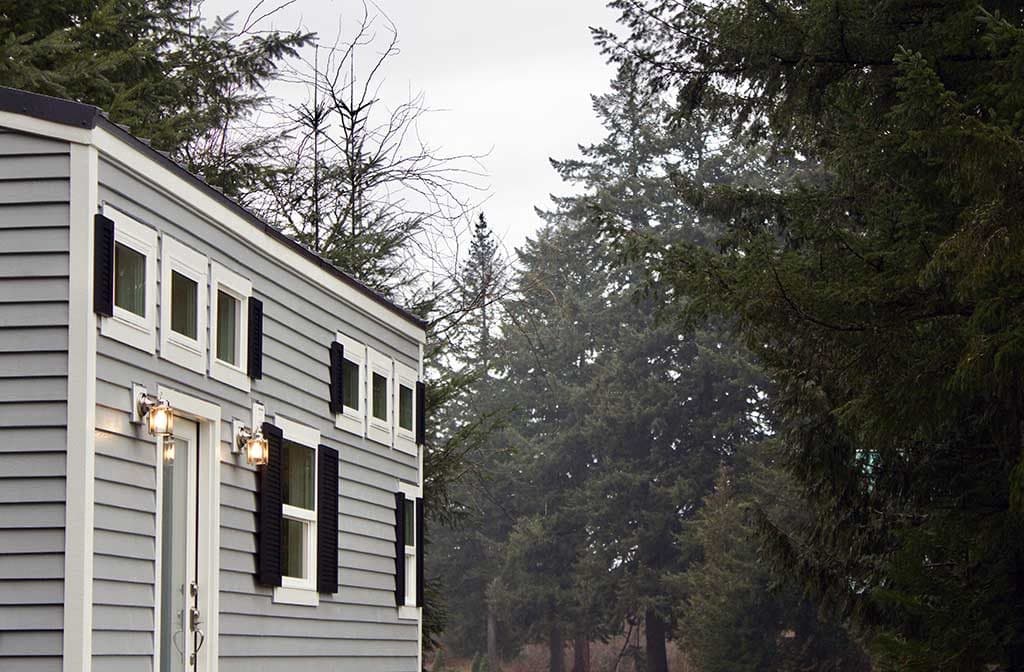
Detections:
[170, 271, 198, 339]
[216, 290, 239, 365]
[335, 334, 366, 437]
[399, 384, 413, 431]
[281, 437, 316, 588]
[160, 236, 207, 374]
[394, 362, 419, 454]
[209, 262, 252, 390]
[373, 373, 388, 421]
[114, 242, 146, 317]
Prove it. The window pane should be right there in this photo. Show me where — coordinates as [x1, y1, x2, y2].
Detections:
[282, 440, 314, 510]
[216, 290, 238, 365]
[170, 271, 198, 339]
[399, 384, 413, 431]
[372, 373, 387, 420]
[342, 359, 359, 410]
[281, 518, 305, 579]
[404, 499, 415, 546]
[114, 243, 146, 317]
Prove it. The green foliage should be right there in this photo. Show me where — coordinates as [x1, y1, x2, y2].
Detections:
[600, 0, 1024, 668]
[0, 0, 312, 198]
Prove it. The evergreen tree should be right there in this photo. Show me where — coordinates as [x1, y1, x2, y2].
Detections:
[0, 0, 312, 198]
[600, 1, 1024, 668]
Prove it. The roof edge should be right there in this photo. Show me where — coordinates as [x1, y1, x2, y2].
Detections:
[0, 86, 428, 332]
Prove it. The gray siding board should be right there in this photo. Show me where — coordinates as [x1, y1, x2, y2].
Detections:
[0, 302, 68, 327]
[0, 203, 69, 228]
[89, 656, 153, 672]
[0, 154, 70, 180]
[0, 178, 68, 204]
[0, 630, 63, 655]
[94, 529, 155, 562]
[0, 451, 65, 477]
[0, 401, 66, 426]
[0, 277, 68, 301]
[0, 252, 68, 277]
[0, 327, 67, 351]
[0, 352, 67, 376]
[93, 605, 153, 631]
[0, 580, 62, 604]
[0, 226, 69, 252]
[0, 427, 65, 453]
[220, 658, 412, 672]
[0, 605, 63, 629]
[93, 553, 153, 585]
[0, 131, 70, 155]
[93, 580, 151, 607]
[94, 503, 153, 537]
[92, 631, 152, 655]
[0, 502, 64, 528]
[0, 658, 60, 672]
[0, 554, 63, 579]
[0, 477, 65, 503]
[0, 376, 65, 402]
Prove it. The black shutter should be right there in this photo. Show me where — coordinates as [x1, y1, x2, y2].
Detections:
[415, 381, 426, 445]
[93, 213, 115, 316]
[415, 497, 424, 607]
[247, 297, 263, 379]
[316, 445, 339, 594]
[394, 491, 406, 606]
[256, 422, 283, 587]
[329, 341, 344, 414]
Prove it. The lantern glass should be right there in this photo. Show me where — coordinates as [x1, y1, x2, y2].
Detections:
[246, 435, 269, 466]
[147, 403, 174, 437]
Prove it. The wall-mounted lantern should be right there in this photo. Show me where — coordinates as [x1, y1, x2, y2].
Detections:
[138, 392, 174, 439]
[236, 425, 269, 466]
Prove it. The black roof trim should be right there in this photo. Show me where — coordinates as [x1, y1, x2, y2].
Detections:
[0, 86, 427, 330]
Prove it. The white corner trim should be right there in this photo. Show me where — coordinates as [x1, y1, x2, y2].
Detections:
[156, 385, 221, 671]
[398, 605, 420, 621]
[0, 110, 93, 145]
[64, 142, 98, 672]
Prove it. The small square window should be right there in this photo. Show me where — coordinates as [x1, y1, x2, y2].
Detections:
[216, 290, 239, 365]
[283, 440, 315, 510]
[114, 242, 146, 317]
[170, 270, 198, 340]
[373, 372, 388, 421]
[343, 359, 360, 410]
[399, 384, 413, 431]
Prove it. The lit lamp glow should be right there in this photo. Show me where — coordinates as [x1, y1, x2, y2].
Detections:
[237, 426, 269, 467]
[138, 393, 174, 438]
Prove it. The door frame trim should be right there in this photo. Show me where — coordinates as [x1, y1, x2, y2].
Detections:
[155, 386, 222, 671]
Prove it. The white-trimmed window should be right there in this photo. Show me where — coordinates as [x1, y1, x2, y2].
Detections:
[398, 481, 420, 620]
[275, 416, 320, 607]
[335, 333, 366, 437]
[100, 204, 157, 352]
[367, 347, 393, 446]
[209, 262, 251, 391]
[159, 236, 208, 374]
[394, 361, 418, 454]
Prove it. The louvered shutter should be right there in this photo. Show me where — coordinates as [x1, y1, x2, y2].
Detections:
[394, 491, 406, 606]
[415, 497, 424, 607]
[316, 445, 339, 594]
[415, 381, 426, 446]
[247, 297, 263, 379]
[329, 341, 344, 414]
[256, 422, 283, 586]
[93, 213, 115, 316]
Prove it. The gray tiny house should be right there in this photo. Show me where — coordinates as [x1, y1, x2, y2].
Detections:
[0, 87, 426, 672]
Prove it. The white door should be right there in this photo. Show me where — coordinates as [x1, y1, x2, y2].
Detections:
[159, 418, 206, 671]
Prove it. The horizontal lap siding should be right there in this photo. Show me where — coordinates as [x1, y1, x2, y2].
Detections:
[97, 159, 421, 670]
[0, 129, 70, 672]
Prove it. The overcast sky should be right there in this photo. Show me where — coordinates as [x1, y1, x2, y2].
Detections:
[203, 0, 618, 257]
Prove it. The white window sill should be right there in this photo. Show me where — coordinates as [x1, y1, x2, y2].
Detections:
[161, 332, 206, 374]
[367, 421, 392, 447]
[273, 585, 319, 607]
[398, 605, 419, 621]
[210, 358, 250, 392]
[336, 408, 364, 437]
[101, 313, 155, 353]
[394, 435, 417, 456]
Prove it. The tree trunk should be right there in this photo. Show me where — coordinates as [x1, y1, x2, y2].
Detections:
[487, 607, 499, 672]
[549, 620, 564, 672]
[572, 631, 590, 672]
[644, 608, 668, 672]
